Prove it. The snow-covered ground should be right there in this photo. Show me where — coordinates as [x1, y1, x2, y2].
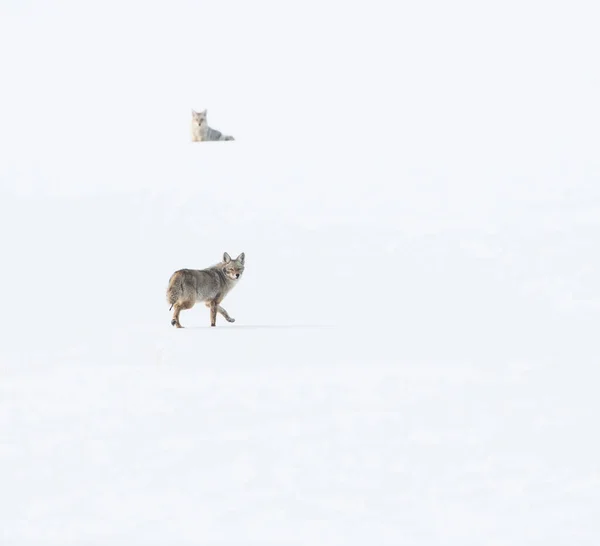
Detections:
[2, 162, 599, 544]
[3, 324, 599, 545]
[2, 0, 600, 544]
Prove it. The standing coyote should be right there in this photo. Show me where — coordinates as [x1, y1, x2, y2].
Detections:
[166, 252, 245, 328]
[191, 109, 235, 142]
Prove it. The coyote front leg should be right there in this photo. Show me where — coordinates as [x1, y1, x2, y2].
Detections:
[217, 305, 235, 323]
[205, 303, 235, 323]
[209, 301, 218, 327]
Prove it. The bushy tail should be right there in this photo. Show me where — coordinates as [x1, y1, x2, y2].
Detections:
[166, 271, 182, 309]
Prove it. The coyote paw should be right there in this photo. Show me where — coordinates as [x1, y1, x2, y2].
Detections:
[226, 317, 235, 323]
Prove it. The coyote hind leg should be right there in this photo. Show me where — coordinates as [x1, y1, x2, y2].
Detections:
[171, 300, 194, 328]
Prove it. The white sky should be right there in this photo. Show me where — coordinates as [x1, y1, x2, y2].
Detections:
[0, 0, 598, 199]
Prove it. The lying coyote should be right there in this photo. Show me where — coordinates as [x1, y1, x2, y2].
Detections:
[191, 109, 234, 142]
[167, 252, 245, 327]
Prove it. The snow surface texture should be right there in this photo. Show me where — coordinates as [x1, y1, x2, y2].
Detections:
[1, 0, 600, 544]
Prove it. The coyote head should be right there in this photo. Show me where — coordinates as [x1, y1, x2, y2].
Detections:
[191, 109, 207, 127]
[222, 252, 245, 280]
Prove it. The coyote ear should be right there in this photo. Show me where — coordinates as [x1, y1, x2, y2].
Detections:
[192, 109, 197, 115]
[223, 252, 231, 263]
[201, 109, 207, 115]
[237, 252, 245, 264]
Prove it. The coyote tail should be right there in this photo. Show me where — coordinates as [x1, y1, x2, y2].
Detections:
[166, 271, 182, 309]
